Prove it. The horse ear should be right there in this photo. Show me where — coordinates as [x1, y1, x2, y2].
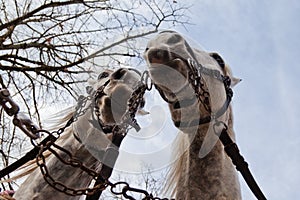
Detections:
[209, 52, 225, 69]
[209, 52, 241, 87]
[231, 76, 242, 87]
[224, 64, 241, 87]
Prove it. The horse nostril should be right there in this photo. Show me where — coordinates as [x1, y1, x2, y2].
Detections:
[112, 68, 126, 80]
[148, 49, 169, 64]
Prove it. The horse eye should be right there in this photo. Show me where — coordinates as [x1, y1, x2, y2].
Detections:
[98, 72, 109, 80]
[167, 34, 181, 44]
[145, 47, 149, 52]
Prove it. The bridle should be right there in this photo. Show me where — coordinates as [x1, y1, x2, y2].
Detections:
[84, 68, 149, 200]
[151, 31, 267, 200]
[153, 41, 233, 129]
[85, 68, 143, 136]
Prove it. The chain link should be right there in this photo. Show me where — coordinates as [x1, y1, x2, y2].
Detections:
[36, 143, 108, 196]
[187, 58, 211, 113]
[0, 86, 41, 139]
[109, 181, 173, 200]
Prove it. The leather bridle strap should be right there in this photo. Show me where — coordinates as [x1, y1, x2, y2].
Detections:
[219, 127, 267, 200]
[173, 75, 233, 128]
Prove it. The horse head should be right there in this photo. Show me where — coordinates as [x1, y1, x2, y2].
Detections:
[73, 68, 145, 161]
[144, 31, 240, 126]
[144, 30, 240, 99]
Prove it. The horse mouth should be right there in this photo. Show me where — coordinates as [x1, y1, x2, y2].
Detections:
[149, 56, 187, 73]
[148, 57, 189, 96]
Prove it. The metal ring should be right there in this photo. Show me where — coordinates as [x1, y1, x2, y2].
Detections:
[110, 181, 129, 195]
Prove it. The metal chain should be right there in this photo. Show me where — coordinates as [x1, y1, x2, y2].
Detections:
[73, 95, 93, 122]
[187, 59, 211, 113]
[33, 93, 105, 196]
[0, 71, 172, 199]
[109, 181, 173, 200]
[114, 70, 151, 133]
[123, 83, 147, 132]
[36, 143, 107, 196]
[33, 70, 173, 199]
[0, 81, 40, 139]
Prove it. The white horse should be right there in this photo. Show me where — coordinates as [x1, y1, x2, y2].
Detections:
[144, 31, 242, 199]
[12, 68, 143, 200]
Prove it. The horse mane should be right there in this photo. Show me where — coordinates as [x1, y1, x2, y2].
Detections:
[43, 106, 75, 131]
[164, 106, 237, 198]
[0, 107, 76, 184]
[164, 132, 190, 197]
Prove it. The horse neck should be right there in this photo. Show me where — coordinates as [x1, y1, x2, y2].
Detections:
[170, 106, 241, 199]
[13, 128, 101, 200]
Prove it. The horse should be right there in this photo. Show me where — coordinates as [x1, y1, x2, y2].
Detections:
[12, 68, 144, 200]
[144, 31, 242, 199]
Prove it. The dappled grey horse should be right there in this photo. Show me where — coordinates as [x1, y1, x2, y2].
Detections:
[144, 31, 242, 200]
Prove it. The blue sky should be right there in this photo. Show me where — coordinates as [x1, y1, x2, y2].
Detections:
[33, 1, 299, 199]
[171, 0, 300, 199]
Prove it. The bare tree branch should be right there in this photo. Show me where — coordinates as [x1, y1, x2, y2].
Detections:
[0, 0, 189, 192]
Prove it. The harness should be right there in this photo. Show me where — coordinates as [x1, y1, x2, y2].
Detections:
[152, 33, 267, 200]
[154, 47, 233, 129]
